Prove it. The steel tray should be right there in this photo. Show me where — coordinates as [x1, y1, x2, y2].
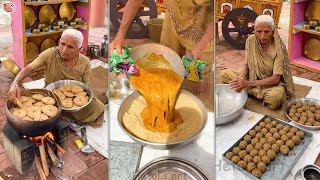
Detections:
[222, 115, 313, 180]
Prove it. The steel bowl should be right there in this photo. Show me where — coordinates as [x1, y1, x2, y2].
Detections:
[294, 164, 320, 180]
[285, 98, 320, 130]
[45, 80, 93, 112]
[5, 89, 62, 137]
[117, 89, 208, 150]
[107, 78, 135, 105]
[125, 43, 185, 87]
[216, 84, 248, 125]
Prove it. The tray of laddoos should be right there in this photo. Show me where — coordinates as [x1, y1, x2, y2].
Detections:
[223, 115, 313, 180]
[45, 80, 93, 112]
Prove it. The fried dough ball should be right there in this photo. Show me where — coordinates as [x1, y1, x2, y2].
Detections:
[269, 128, 278, 134]
[246, 162, 256, 173]
[296, 131, 305, 140]
[308, 118, 315, 125]
[244, 155, 253, 163]
[251, 138, 259, 146]
[231, 156, 240, 164]
[286, 140, 295, 150]
[302, 105, 308, 111]
[238, 160, 247, 169]
[273, 133, 281, 140]
[267, 150, 276, 160]
[300, 116, 308, 122]
[250, 149, 259, 157]
[280, 145, 290, 155]
[279, 130, 286, 136]
[271, 121, 277, 127]
[289, 109, 296, 114]
[252, 168, 262, 178]
[232, 147, 241, 155]
[291, 135, 301, 145]
[244, 135, 252, 143]
[239, 141, 248, 150]
[308, 113, 315, 119]
[249, 130, 256, 137]
[261, 128, 268, 135]
[276, 140, 284, 146]
[255, 126, 262, 132]
[271, 144, 280, 153]
[255, 143, 263, 150]
[259, 149, 267, 158]
[225, 152, 234, 160]
[283, 125, 291, 132]
[264, 118, 272, 123]
[263, 143, 271, 151]
[238, 150, 247, 159]
[253, 156, 261, 164]
[246, 144, 255, 153]
[292, 117, 299, 122]
[281, 135, 289, 142]
[297, 108, 303, 114]
[289, 113, 295, 118]
[295, 113, 301, 118]
[261, 155, 271, 165]
[257, 162, 267, 173]
[296, 103, 303, 108]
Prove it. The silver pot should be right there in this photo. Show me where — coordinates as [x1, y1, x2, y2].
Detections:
[294, 164, 320, 180]
[216, 84, 248, 125]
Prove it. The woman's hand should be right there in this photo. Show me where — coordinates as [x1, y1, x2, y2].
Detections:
[110, 35, 125, 58]
[8, 82, 20, 102]
[230, 77, 251, 92]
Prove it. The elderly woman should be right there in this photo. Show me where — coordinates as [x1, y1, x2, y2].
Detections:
[221, 15, 294, 110]
[8, 29, 105, 125]
[110, 0, 214, 96]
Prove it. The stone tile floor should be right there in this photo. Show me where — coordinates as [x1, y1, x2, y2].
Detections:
[0, 5, 108, 180]
[216, 2, 320, 83]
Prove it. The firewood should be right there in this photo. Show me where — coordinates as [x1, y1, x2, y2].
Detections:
[34, 154, 47, 180]
[46, 142, 57, 167]
[39, 144, 49, 177]
[54, 142, 65, 154]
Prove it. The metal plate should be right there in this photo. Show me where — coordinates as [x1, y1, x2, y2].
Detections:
[117, 89, 208, 150]
[45, 80, 93, 112]
[59, 2, 76, 21]
[39, 5, 57, 25]
[24, 6, 36, 29]
[222, 115, 313, 180]
[304, 38, 320, 61]
[285, 98, 320, 130]
[40, 38, 56, 52]
[306, 2, 320, 21]
[26, 41, 39, 63]
[133, 157, 209, 180]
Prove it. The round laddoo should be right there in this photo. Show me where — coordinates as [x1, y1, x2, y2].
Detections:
[296, 131, 305, 140]
[250, 149, 259, 157]
[253, 156, 261, 164]
[239, 141, 248, 150]
[280, 145, 290, 155]
[285, 140, 295, 150]
[267, 137, 276, 145]
[255, 132, 263, 139]
[244, 135, 252, 143]
[259, 138, 267, 145]
[271, 144, 280, 153]
[281, 135, 289, 142]
[238, 150, 247, 159]
[261, 155, 271, 165]
[263, 143, 271, 151]
[302, 105, 308, 111]
[291, 105, 298, 109]
[232, 147, 241, 155]
[300, 116, 308, 122]
[289, 109, 296, 114]
[257, 162, 267, 173]
[226, 152, 234, 160]
[271, 121, 277, 127]
[261, 128, 268, 135]
[314, 121, 320, 126]
[246, 162, 256, 173]
[283, 125, 291, 132]
[267, 150, 276, 160]
[286, 132, 294, 139]
[238, 160, 247, 169]
[310, 106, 316, 112]
[276, 124, 284, 130]
[296, 103, 303, 108]
[290, 127, 298, 134]
[259, 149, 267, 157]
[246, 144, 255, 153]
[252, 168, 262, 178]
[295, 112, 301, 118]
[255, 143, 263, 150]
[292, 117, 299, 122]
[251, 138, 259, 146]
[301, 112, 308, 117]
[305, 122, 312, 126]
[265, 132, 273, 139]
[231, 156, 240, 164]
[279, 130, 287, 136]
[255, 126, 262, 132]
[264, 118, 272, 123]
[244, 155, 253, 163]
[249, 130, 256, 137]
[276, 140, 284, 146]
[265, 123, 273, 130]
[259, 122, 266, 128]
[273, 133, 281, 140]
[289, 113, 295, 118]
[269, 128, 278, 134]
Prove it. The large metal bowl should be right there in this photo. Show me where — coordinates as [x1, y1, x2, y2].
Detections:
[117, 89, 208, 150]
[216, 84, 248, 125]
[285, 98, 320, 130]
[5, 89, 62, 137]
[45, 80, 93, 112]
[125, 43, 185, 84]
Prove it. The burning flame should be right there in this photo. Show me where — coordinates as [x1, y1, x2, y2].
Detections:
[28, 132, 55, 144]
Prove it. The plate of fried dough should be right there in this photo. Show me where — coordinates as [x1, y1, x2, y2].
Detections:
[45, 80, 93, 112]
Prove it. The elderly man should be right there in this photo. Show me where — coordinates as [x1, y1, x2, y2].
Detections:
[8, 29, 105, 125]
